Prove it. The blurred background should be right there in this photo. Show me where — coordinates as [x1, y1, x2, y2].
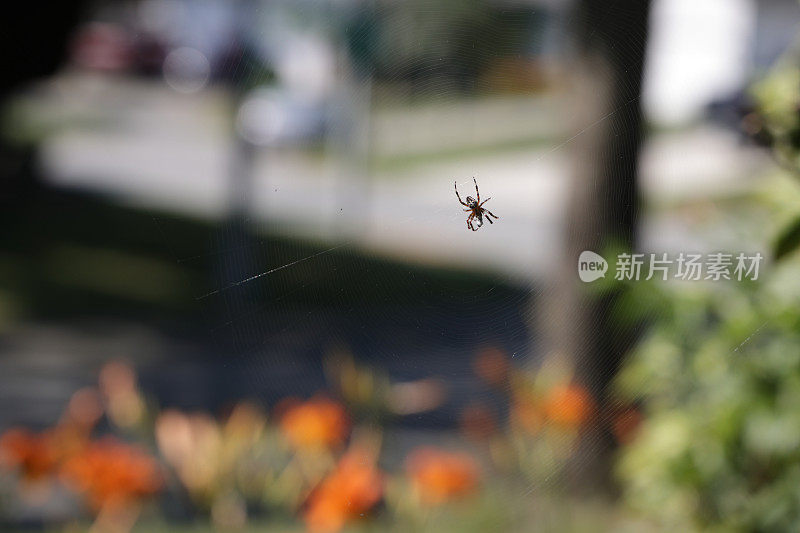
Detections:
[3, 0, 800, 531]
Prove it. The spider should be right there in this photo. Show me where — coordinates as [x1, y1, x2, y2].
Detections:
[455, 177, 499, 231]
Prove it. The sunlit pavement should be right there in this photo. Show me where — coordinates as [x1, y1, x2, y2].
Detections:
[36, 77, 772, 282]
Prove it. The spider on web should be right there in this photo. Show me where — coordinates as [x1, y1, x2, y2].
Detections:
[455, 178, 499, 231]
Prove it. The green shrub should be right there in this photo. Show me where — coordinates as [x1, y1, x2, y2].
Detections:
[616, 264, 800, 531]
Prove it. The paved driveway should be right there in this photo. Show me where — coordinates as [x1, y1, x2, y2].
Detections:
[35, 76, 771, 281]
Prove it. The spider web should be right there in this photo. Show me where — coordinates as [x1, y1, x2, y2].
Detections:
[146, 0, 684, 526]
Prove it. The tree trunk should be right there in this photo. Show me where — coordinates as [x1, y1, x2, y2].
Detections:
[546, 0, 651, 490]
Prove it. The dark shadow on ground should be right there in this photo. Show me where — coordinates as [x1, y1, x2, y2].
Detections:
[0, 186, 534, 429]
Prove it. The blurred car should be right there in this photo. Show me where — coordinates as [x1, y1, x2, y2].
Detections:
[69, 21, 166, 76]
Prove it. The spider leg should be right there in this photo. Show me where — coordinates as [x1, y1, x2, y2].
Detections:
[484, 212, 493, 224]
[485, 209, 499, 219]
[473, 177, 480, 203]
[454, 181, 468, 207]
[467, 211, 483, 231]
[479, 197, 491, 207]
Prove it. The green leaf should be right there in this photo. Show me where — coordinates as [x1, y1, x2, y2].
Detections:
[773, 215, 800, 261]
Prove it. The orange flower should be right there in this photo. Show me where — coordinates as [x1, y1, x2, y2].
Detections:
[0, 428, 59, 480]
[303, 449, 384, 533]
[279, 397, 349, 451]
[472, 347, 510, 387]
[405, 447, 479, 505]
[60, 437, 162, 511]
[543, 383, 595, 428]
[49, 423, 93, 462]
